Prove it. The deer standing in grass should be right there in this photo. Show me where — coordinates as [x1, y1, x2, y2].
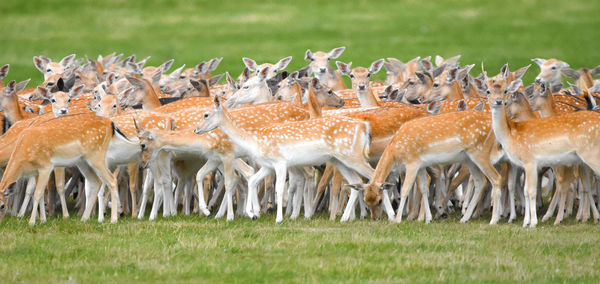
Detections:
[489, 79, 600, 227]
[0, 114, 131, 225]
[195, 96, 373, 223]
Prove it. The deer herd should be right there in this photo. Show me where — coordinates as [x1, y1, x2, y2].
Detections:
[0, 48, 599, 228]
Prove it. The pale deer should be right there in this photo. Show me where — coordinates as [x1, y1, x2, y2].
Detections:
[531, 58, 569, 87]
[33, 54, 76, 80]
[194, 96, 374, 223]
[242, 56, 292, 80]
[304, 47, 347, 90]
[561, 65, 600, 91]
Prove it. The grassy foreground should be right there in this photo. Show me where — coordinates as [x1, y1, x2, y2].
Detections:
[1, 0, 600, 282]
[1, 214, 599, 283]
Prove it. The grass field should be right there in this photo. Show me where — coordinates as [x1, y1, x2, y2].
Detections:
[1, 0, 600, 282]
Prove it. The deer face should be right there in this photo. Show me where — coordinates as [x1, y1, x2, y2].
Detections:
[305, 47, 345, 80]
[136, 130, 159, 168]
[400, 73, 432, 103]
[349, 183, 393, 220]
[313, 82, 345, 108]
[195, 97, 224, 135]
[532, 58, 569, 85]
[225, 67, 270, 108]
[38, 84, 84, 117]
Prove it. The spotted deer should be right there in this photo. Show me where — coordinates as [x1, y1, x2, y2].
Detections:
[348, 109, 502, 224]
[194, 96, 374, 223]
[560, 65, 600, 91]
[0, 114, 131, 225]
[304, 47, 347, 90]
[489, 79, 600, 227]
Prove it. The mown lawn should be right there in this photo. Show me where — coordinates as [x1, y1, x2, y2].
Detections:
[1, 214, 600, 283]
[1, 0, 600, 282]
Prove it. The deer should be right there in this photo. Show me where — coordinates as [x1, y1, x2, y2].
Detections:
[560, 65, 600, 91]
[531, 58, 570, 88]
[36, 84, 85, 116]
[304, 47, 347, 90]
[347, 108, 502, 224]
[336, 59, 387, 108]
[383, 56, 421, 85]
[0, 80, 36, 125]
[488, 78, 600, 227]
[0, 64, 9, 88]
[194, 96, 374, 223]
[242, 56, 292, 80]
[136, 100, 313, 221]
[0, 114, 132, 225]
[33, 54, 77, 80]
[526, 83, 600, 224]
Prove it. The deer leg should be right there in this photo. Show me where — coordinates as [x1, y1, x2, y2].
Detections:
[460, 163, 486, 223]
[273, 164, 288, 223]
[29, 168, 52, 226]
[138, 170, 152, 219]
[127, 162, 139, 218]
[53, 167, 68, 219]
[523, 164, 539, 228]
[18, 177, 36, 218]
[396, 166, 418, 224]
[247, 167, 271, 219]
[196, 160, 219, 216]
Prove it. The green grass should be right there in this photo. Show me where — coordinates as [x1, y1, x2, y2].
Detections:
[1, 0, 600, 282]
[1, 213, 600, 283]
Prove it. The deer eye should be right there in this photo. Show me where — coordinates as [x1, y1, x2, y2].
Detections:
[243, 86, 249, 90]
[367, 73, 371, 78]
[46, 68, 52, 73]
[47, 82, 55, 86]
[113, 104, 117, 109]
[551, 66, 557, 70]
[408, 81, 414, 86]
[51, 99, 56, 103]
[141, 144, 146, 150]
[433, 83, 439, 88]
[486, 90, 491, 95]
[350, 74, 355, 78]
[377, 199, 382, 205]
[328, 90, 333, 94]
[68, 98, 71, 103]
[203, 113, 209, 119]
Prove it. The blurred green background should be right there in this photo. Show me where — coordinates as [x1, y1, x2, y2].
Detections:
[1, 0, 599, 85]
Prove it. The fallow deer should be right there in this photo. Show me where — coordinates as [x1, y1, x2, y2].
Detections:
[304, 47, 347, 90]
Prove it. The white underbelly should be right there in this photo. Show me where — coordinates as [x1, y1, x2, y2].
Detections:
[420, 150, 466, 166]
[536, 152, 580, 167]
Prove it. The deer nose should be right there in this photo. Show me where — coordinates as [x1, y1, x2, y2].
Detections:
[358, 84, 366, 91]
[319, 67, 327, 73]
[535, 77, 542, 85]
[60, 109, 68, 115]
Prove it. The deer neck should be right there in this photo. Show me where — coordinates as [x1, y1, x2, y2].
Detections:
[142, 86, 162, 110]
[356, 85, 380, 108]
[218, 108, 257, 152]
[538, 97, 559, 118]
[490, 104, 514, 147]
[4, 97, 26, 124]
[446, 81, 464, 101]
[577, 71, 594, 90]
[156, 129, 212, 153]
[370, 150, 396, 185]
[307, 87, 322, 118]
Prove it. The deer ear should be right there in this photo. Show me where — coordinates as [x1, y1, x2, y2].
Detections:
[446, 67, 459, 82]
[369, 59, 385, 75]
[304, 49, 313, 61]
[119, 87, 136, 105]
[327, 46, 345, 60]
[415, 72, 428, 84]
[258, 67, 270, 80]
[209, 73, 224, 86]
[474, 101, 485, 111]
[531, 58, 546, 67]
[213, 94, 222, 108]
[500, 63, 509, 79]
[561, 67, 580, 80]
[70, 84, 85, 99]
[0, 64, 9, 80]
[126, 76, 146, 89]
[435, 55, 444, 67]
[5, 80, 16, 96]
[551, 83, 563, 93]
[240, 67, 250, 82]
[506, 79, 522, 94]
[388, 57, 407, 72]
[190, 79, 203, 92]
[60, 54, 76, 68]
[242, 57, 258, 71]
[311, 77, 320, 89]
[513, 64, 530, 80]
[33, 56, 46, 73]
[426, 101, 442, 115]
[590, 65, 600, 77]
[420, 59, 433, 72]
[273, 56, 292, 72]
[37, 86, 51, 100]
[15, 79, 30, 93]
[161, 59, 174, 73]
[195, 62, 207, 75]
[336, 61, 352, 77]
[209, 57, 223, 72]
[226, 72, 236, 87]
